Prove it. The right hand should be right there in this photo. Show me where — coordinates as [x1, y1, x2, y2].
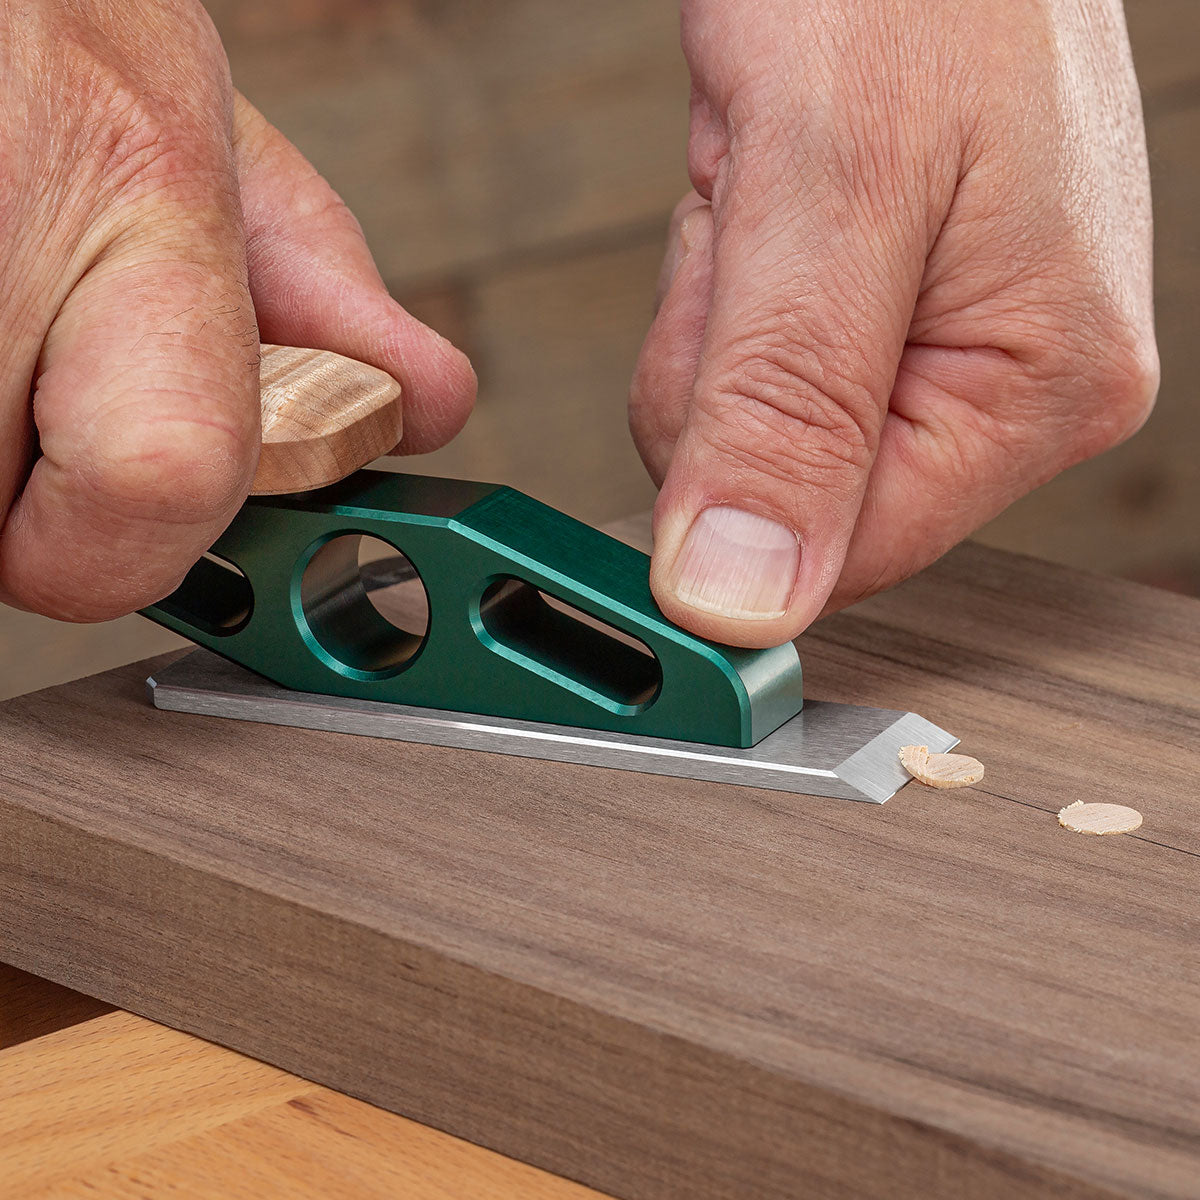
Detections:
[0, 0, 476, 621]
[631, 0, 1157, 648]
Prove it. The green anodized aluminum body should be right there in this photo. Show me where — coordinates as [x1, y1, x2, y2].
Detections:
[141, 470, 804, 748]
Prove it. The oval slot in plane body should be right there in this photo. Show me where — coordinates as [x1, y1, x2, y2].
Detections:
[474, 576, 662, 716]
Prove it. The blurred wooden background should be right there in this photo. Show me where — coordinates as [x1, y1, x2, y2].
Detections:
[2, 0, 1197, 699]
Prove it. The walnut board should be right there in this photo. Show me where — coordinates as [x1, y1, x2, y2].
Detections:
[3, 542, 1199, 1200]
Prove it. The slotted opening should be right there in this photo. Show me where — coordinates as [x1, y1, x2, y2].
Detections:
[156, 552, 253, 637]
[476, 577, 661, 714]
[298, 535, 428, 678]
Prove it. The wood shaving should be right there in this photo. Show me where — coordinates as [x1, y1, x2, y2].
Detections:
[899, 744, 985, 789]
[1057, 800, 1143, 835]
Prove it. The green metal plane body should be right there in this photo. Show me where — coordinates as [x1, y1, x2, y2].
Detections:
[143, 471, 804, 748]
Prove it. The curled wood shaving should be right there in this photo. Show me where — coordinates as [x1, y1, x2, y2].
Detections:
[899, 744, 985, 789]
[1057, 800, 1143, 836]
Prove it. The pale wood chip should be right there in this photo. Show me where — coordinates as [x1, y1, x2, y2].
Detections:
[1057, 801, 1143, 835]
[899, 744, 985, 789]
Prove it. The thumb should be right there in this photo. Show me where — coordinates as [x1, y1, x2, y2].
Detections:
[648, 126, 934, 648]
[0, 176, 260, 620]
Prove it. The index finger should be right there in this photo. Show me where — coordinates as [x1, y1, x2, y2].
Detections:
[649, 82, 955, 645]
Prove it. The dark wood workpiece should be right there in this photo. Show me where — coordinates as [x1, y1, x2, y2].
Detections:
[3, 541, 1198, 1199]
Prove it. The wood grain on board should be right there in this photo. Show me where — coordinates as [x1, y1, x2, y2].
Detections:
[3, 541, 1198, 1200]
[0, 1009, 605, 1199]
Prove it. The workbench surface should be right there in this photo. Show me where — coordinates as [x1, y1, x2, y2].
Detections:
[3, 540, 1198, 1200]
[0, 963, 605, 1197]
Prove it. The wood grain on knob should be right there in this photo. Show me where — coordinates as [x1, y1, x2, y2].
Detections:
[250, 345, 403, 495]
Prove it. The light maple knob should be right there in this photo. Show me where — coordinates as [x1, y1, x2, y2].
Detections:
[250, 344, 403, 495]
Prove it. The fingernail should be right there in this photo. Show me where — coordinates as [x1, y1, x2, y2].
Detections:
[668, 506, 799, 620]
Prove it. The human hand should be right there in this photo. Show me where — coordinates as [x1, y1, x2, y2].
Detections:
[0, 0, 474, 621]
[632, 0, 1157, 647]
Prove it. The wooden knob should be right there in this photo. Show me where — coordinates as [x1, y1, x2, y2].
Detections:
[250, 345, 403, 495]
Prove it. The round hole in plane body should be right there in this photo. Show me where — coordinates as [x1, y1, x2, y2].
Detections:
[297, 534, 429, 679]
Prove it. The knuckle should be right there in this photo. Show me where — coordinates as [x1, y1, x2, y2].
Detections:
[1089, 330, 1160, 449]
[284, 178, 372, 260]
[708, 425, 864, 505]
[0, 539, 199, 621]
[290, 173, 363, 237]
[628, 382, 680, 486]
[703, 338, 878, 488]
[2, 573, 138, 624]
[1038, 318, 1161, 461]
[686, 90, 728, 198]
[77, 408, 254, 526]
[93, 108, 213, 206]
[243, 154, 366, 251]
[60, 43, 230, 206]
